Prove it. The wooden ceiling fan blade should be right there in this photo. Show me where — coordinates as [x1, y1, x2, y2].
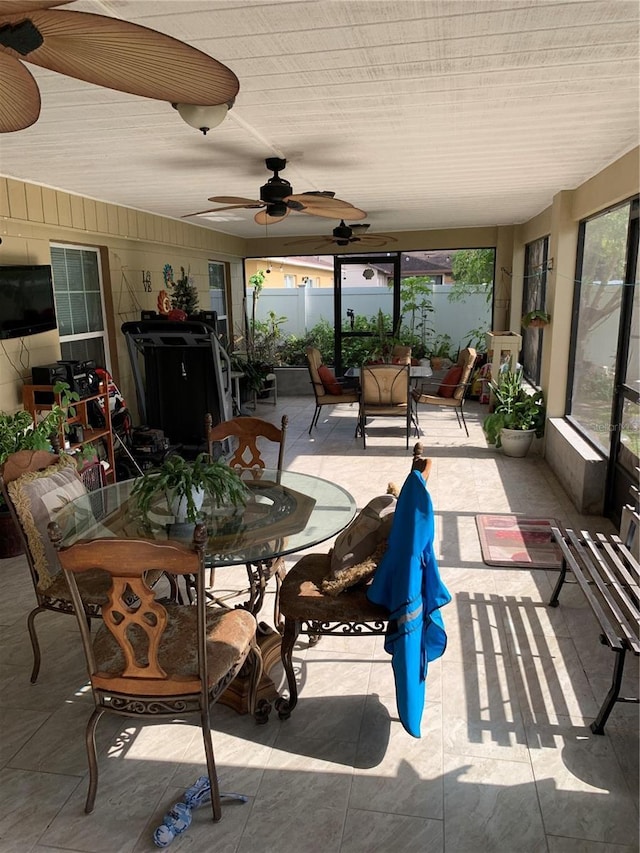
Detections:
[0, 52, 40, 131]
[299, 204, 367, 221]
[1, 2, 69, 12]
[255, 209, 289, 226]
[8, 9, 239, 105]
[182, 204, 251, 217]
[209, 196, 263, 206]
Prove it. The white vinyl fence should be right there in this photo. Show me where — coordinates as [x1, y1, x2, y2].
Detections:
[251, 284, 491, 352]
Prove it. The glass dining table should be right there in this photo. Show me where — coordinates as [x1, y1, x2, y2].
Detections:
[57, 469, 357, 717]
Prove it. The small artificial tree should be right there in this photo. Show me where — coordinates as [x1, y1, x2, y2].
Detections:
[171, 267, 199, 316]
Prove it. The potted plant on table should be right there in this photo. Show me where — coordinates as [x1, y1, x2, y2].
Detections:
[482, 368, 545, 457]
[130, 453, 248, 534]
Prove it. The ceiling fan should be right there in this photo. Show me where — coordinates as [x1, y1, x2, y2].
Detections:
[183, 157, 366, 225]
[285, 220, 397, 250]
[0, 1, 239, 133]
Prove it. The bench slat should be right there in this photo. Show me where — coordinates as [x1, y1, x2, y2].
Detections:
[580, 532, 640, 652]
[553, 528, 624, 651]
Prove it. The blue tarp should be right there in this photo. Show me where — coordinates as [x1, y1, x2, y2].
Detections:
[367, 469, 451, 737]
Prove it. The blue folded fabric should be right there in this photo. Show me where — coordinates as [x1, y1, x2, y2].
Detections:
[367, 469, 451, 737]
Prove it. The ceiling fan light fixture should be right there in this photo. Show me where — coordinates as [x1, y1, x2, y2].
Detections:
[173, 100, 233, 134]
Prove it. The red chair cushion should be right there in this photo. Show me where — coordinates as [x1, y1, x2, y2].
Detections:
[318, 364, 343, 395]
[438, 366, 463, 398]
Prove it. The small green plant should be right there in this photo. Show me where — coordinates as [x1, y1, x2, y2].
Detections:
[521, 309, 551, 329]
[130, 453, 248, 523]
[428, 333, 453, 361]
[483, 369, 545, 447]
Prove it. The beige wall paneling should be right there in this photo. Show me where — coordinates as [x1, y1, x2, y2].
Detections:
[153, 215, 164, 243]
[7, 179, 28, 221]
[70, 195, 85, 230]
[55, 191, 72, 227]
[24, 184, 44, 223]
[107, 205, 119, 235]
[0, 177, 9, 218]
[126, 208, 138, 240]
[83, 198, 98, 233]
[117, 206, 129, 236]
[41, 188, 59, 225]
[96, 201, 109, 234]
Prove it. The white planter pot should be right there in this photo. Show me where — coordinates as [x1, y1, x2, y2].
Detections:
[167, 487, 205, 521]
[500, 428, 535, 457]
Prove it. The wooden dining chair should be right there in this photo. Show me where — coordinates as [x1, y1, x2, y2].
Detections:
[204, 414, 288, 625]
[276, 443, 432, 719]
[47, 521, 262, 817]
[0, 450, 109, 683]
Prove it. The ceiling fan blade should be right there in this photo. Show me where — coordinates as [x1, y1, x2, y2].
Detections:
[208, 196, 263, 206]
[0, 51, 39, 131]
[255, 209, 289, 226]
[299, 204, 367, 221]
[182, 204, 253, 217]
[358, 237, 394, 248]
[1, 2, 69, 11]
[286, 193, 339, 207]
[3, 9, 239, 105]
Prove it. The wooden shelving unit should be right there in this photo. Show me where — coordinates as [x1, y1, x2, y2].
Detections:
[22, 382, 115, 484]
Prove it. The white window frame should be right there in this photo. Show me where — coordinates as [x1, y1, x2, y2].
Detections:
[50, 242, 111, 370]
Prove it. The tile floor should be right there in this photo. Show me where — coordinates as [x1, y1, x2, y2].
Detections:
[0, 396, 638, 853]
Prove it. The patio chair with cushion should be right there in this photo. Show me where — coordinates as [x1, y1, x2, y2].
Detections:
[276, 442, 449, 738]
[359, 362, 415, 449]
[48, 521, 262, 816]
[412, 346, 477, 437]
[305, 346, 360, 435]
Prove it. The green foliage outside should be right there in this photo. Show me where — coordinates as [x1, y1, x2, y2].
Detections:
[449, 248, 494, 351]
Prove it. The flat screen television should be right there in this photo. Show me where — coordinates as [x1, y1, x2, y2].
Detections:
[0, 264, 57, 339]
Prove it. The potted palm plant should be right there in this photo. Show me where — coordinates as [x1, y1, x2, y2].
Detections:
[483, 368, 545, 457]
[130, 453, 248, 529]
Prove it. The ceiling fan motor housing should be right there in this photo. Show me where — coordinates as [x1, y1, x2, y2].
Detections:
[260, 177, 292, 203]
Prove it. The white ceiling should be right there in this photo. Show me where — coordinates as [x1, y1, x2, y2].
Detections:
[1, 0, 638, 242]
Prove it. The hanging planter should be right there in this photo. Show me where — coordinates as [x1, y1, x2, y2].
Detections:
[521, 310, 551, 329]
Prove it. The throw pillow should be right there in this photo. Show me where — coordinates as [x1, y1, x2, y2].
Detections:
[330, 493, 396, 579]
[8, 456, 88, 590]
[321, 540, 387, 596]
[318, 364, 343, 396]
[438, 366, 463, 398]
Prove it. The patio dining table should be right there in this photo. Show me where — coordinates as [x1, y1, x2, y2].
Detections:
[56, 469, 357, 715]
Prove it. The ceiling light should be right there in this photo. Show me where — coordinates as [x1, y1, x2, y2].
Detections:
[172, 100, 234, 134]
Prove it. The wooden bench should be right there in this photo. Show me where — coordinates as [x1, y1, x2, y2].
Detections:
[549, 524, 639, 734]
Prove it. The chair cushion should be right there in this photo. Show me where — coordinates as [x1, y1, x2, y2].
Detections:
[321, 540, 387, 596]
[7, 456, 88, 591]
[330, 494, 396, 578]
[317, 364, 343, 395]
[279, 553, 389, 621]
[92, 604, 257, 695]
[438, 366, 463, 398]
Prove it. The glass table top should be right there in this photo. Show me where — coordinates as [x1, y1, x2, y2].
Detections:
[59, 469, 356, 567]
